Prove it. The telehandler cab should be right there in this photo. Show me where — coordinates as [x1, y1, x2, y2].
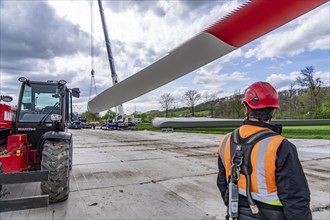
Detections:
[0, 77, 80, 212]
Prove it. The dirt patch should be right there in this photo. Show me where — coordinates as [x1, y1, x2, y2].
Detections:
[110, 170, 138, 178]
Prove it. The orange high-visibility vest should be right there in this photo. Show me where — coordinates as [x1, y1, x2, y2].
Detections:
[218, 124, 285, 206]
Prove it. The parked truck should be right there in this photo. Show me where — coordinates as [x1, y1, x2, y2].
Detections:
[101, 114, 137, 130]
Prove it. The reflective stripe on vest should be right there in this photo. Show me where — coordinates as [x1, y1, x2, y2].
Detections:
[218, 129, 284, 205]
[219, 133, 230, 168]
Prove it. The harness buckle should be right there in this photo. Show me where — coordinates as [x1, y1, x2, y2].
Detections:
[231, 145, 243, 166]
[250, 204, 259, 214]
[231, 147, 244, 181]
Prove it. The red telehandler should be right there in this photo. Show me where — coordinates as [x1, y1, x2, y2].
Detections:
[0, 77, 79, 212]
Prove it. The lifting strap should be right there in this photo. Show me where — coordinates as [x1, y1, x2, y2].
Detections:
[228, 128, 278, 220]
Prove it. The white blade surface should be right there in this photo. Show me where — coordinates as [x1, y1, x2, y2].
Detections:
[88, 33, 235, 113]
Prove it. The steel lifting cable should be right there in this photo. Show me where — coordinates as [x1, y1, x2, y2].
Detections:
[89, 0, 97, 100]
[91, 0, 94, 74]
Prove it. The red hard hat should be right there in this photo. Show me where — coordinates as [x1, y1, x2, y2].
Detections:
[243, 82, 280, 109]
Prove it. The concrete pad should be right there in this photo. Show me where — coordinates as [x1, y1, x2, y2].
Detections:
[1, 129, 329, 219]
[160, 174, 226, 219]
[290, 139, 330, 161]
[71, 161, 151, 191]
[51, 183, 210, 219]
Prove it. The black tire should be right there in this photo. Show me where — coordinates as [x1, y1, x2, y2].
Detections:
[41, 139, 70, 203]
[69, 139, 73, 171]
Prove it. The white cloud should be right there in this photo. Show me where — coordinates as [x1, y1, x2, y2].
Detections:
[266, 72, 300, 90]
[315, 71, 330, 86]
[194, 71, 248, 90]
[308, 35, 330, 51]
[266, 70, 330, 91]
[245, 5, 330, 60]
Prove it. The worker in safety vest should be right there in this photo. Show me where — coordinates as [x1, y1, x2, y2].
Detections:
[217, 82, 312, 220]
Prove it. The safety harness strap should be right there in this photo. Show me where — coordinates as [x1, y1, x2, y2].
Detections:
[228, 128, 278, 220]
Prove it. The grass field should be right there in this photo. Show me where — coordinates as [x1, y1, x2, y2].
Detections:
[281, 125, 330, 139]
[131, 123, 330, 140]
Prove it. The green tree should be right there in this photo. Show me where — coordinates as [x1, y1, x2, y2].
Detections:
[101, 110, 116, 122]
[204, 92, 219, 118]
[314, 93, 330, 119]
[81, 111, 99, 122]
[133, 113, 146, 122]
[159, 93, 174, 117]
[182, 90, 201, 117]
[296, 66, 322, 113]
[229, 91, 243, 118]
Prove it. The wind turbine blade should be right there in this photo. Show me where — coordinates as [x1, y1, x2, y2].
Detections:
[88, 0, 327, 113]
[88, 33, 235, 113]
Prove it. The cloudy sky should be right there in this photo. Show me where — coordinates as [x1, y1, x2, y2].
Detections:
[0, 0, 329, 115]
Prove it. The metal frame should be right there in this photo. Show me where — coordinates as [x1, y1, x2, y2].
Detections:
[0, 170, 49, 212]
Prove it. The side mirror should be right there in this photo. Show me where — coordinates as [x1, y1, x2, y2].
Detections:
[0, 95, 13, 102]
[71, 88, 80, 98]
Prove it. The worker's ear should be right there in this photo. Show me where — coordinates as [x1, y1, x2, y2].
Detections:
[272, 109, 276, 115]
[244, 104, 250, 119]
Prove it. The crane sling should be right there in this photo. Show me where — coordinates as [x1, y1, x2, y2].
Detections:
[228, 128, 278, 220]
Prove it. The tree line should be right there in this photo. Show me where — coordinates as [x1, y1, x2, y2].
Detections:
[80, 66, 329, 122]
[155, 66, 330, 120]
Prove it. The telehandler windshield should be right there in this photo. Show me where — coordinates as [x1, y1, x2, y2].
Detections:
[18, 82, 61, 122]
